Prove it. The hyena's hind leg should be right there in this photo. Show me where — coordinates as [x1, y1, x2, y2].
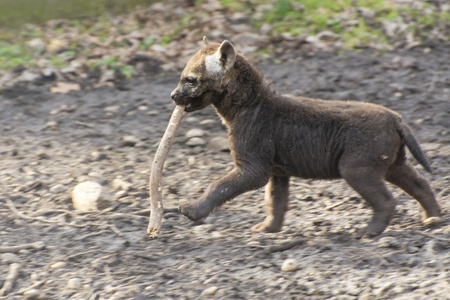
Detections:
[339, 164, 397, 238]
[386, 159, 441, 222]
[252, 175, 289, 233]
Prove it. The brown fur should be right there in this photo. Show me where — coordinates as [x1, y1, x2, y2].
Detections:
[170, 39, 441, 238]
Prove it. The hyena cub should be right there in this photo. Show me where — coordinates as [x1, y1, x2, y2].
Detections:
[170, 37, 441, 238]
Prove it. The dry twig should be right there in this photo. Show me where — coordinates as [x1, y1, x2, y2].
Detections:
[264, 237, 306, 254]
[147, 105, 185, 238]
[5, 198, 123, 236]
[416, 231, 450, 243]
[0, 263, 21, 296]
[0, 241, 45, 253]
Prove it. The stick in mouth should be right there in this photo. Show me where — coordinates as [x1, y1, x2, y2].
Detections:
[147, 105, 185, 238]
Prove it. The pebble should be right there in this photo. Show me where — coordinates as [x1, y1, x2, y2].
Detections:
[1, 252, 21, 264]
[185, 128, 205, 139]
[186, 137, 206, 146]
[17, 70, 42, 83]
[50, 261, 68, 269]
[208, 136, 229, 151]
[377, 236, 400, 249]
[112, 178, 132, 191]
[121, 135, 140, 147]
[200, 286, 219, 296]
[114, 190, 128, 200]
[104, 105, 120, 113]
[49, 184, 66, 193]
[45, 121, 58, 129]
[91, 151, 108, 161]
[281, 258, 299, 272]
[23, 289, 47, 299]
[72, 181, 109, 212]
[67, 277, 83, 289]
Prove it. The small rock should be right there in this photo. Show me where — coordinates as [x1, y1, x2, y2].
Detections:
[246, 241, 263, 247]
[104, 105, 120, 113]
[23, 288, 47, 299]
[260, 23, 273, 35]
[91, 151, 108, 161]
[201, 286, 219, 296]
[406, 245, 419, 253]
[49, 184, 66, 194]
[37, 152, 49, 160]
[423, 216, 442, 226]
[424, 239, 449, 256]
[67, 278, 82, 289]
[378, 236, 400, 249]
[45, 121, 58, 129]
[42, 67, 56, 79]
[27, 38, 46, 50]
[112, 178, 132, 191]
[203, 276, 218, 285]
[72, 181, 110, 212]
[208, 137, 229, 151]
[185, 128, 205, 139]
[114, 190, 128, 200]
[121, 135, 140, 147]
[186, 137, 206, 146]
[1, 253, 21, 264]
[50, 261, 68, 269]
[233, 32, 268, 47]
[281, 258, 299, 272]
[17, 71, 42, 83]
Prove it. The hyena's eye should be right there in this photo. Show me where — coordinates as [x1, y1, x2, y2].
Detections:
[185, 77, 197, 86]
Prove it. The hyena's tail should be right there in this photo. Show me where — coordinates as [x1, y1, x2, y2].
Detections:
[397, 120, 432, 173]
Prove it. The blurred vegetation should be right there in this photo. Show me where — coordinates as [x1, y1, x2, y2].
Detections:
[0, 0, 155, 28]
[0, 0, 448, 78]
[246, 0, 449, 48]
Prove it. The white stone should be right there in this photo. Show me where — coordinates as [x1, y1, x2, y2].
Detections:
[67, 278, 82, 289]
[185, 128, 205, 139]
[50, 184, 66, 193]
[72, 181, 104, 212]
[50, 261, 68, 269]
[201, 286, 219, 296]
[281, 258, 299, 272]
[208, 137, 229, 151]
[112, 178, 132, 191]
[186, 137, 206, 146]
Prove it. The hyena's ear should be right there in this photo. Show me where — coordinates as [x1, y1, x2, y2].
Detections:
[205, 40, 236, 76]
[203, 36, 209, 45]
[217, 40, 236, 70]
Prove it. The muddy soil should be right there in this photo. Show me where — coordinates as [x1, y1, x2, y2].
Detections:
[0, 44, 449, 300]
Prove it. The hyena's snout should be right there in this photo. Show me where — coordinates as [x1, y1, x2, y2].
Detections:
[170, 88, 180, 101]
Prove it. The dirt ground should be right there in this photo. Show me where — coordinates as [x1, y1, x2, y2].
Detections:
[0, 43, 449, 300]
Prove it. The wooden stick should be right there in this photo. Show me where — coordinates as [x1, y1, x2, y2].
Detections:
[0, 263, 21, 296]
[416, 231, 450, 243]
[147, 105, 185, 238]
[0, 241, 45, 253]
[264, 237, 306, 254]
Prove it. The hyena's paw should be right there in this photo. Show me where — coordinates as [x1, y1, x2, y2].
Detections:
[251, 221, 282, 233]
[179, 203, 206, 221]
[355, 222, 388, 239]
[422, 216, 442, 226]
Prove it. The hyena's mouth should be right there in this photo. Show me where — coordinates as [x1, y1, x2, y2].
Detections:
[185, 102, 192, 110]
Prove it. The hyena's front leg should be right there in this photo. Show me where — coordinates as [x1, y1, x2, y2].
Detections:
[252, 175, 289, 233]
[179, 168, 269, 221]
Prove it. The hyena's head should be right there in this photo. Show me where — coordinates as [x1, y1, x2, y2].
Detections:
[170, 37, 236, 112]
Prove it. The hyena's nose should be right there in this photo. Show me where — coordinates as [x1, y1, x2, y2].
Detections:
[170, 89, 177, 100]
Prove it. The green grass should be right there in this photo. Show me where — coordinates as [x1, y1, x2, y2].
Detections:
[244, 0, 448, 49]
